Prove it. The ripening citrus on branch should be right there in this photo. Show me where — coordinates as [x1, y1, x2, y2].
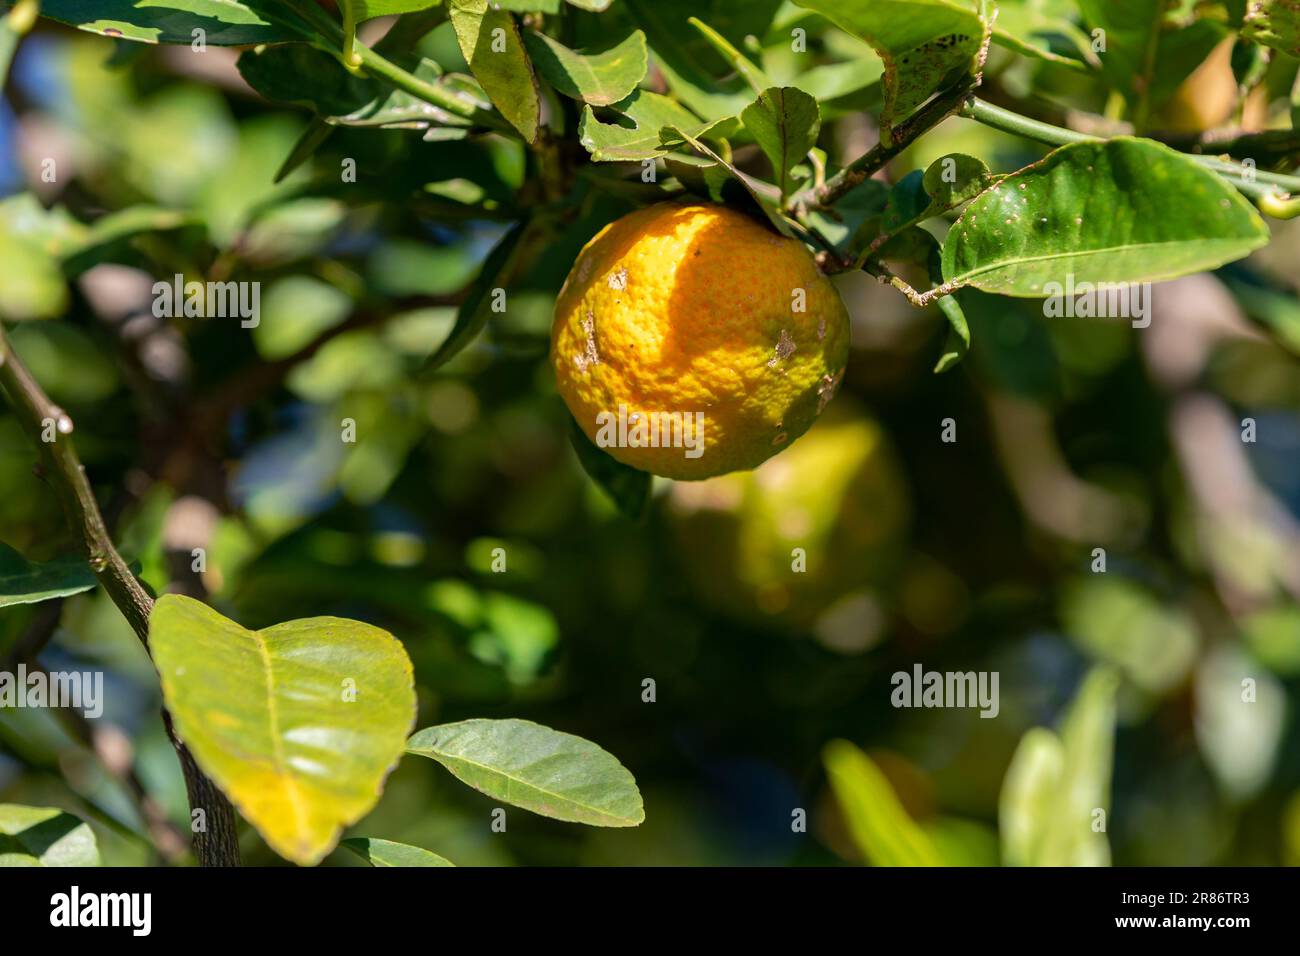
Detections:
[667, 403, 910, 628]
[551, 202, 851, 480]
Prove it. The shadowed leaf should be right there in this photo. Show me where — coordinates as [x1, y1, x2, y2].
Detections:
[0, 805, 99, 867]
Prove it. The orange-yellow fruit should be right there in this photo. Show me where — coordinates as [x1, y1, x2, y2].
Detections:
[667, 403, 909, 629]
[551, 202, 851, 480]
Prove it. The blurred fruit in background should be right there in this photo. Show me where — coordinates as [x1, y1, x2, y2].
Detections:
[667, 402, 908, 635]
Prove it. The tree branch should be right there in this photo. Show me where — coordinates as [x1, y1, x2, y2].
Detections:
[791, 80, 978, 210]
[960, 96, 1300, 200]
[0, 328, 153, 636]
[0, 323, 242, 867]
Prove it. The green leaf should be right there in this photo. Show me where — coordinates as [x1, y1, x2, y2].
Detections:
[523, 30, 647, 107]
[922, 152, 996, 213]
[1077, 0, 1227, 114]
[663, 153, 735, 203]
[793, 0, 987, 136]
[999, 669, 1117, 866]
[621, 0, 779, 122]
[882, 169, 930, 232]
[0, 805, 100, 867]
[578, 90, 710, 161]
[31, 0, 311, 45]
[1291, 63, 1300, 130]
[0, 232, 66, 320]
[1242, 0, 1300, 57]
[253, 276, 353, 361]
[823, 740, 944, 866]
[239, 43, 379, 117]
[425, 221, 530, 371]
[1222, 276, 1300, 356]
[275, 119, 335, 184]
[803, 178, 890, 258]
[661, 125, 793, 236]
[495, 0, 561, 10]
[998, 728, 1064, 867]
[449, 0, 540, 142]
[882, 154, 994, 240]
[566, 413, 652, 518]
[0, 194, 193, 305]
[941, 137, 1270, 296]
[0, 542, 97, 608]
[991, 0, 1096, 71]
[351, 1, 443, 20]
[407, 718, 645, 826]
[933, 296, 971, 372]
[340, 837, 455, 866]
[687, 16, 772, 94]
[239, 43, 483, 138]
[150, 594, 417, 866]
[929, 243, 971, 372]
[740, 87, 821, 201]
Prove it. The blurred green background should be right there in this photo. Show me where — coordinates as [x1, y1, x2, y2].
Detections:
[2, 3, 1300, 866]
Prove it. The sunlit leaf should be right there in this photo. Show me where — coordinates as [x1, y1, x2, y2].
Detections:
[340, 837, 455, 866]
[741, 87, 821, 200]
[31, 0, 312, 45]
[942, 138, 1269, 296]
[793, 0, 987, 135]
[150, 594, 417, 866]
[450, 0, 540, 142]
[0, 805, 99, 867]
[999, 669, 1117, 866]
[823, 740, 944, 866]
[350, 0, 442, 20]
[578, 90, 711, 161]
[523, 30, 647, 107]
[407, 718, 645, 826]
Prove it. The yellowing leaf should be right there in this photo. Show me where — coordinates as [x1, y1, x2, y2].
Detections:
[823, 740, 944, 866]
[150, 594, 416, 866]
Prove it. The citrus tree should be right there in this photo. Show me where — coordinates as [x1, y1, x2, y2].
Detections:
[1, 0, 1299, 867]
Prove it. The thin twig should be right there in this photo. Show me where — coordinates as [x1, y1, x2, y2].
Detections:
[0, 324, 242, 866]
[791, 80, 978, 210]
[960, 96, 1300, 198]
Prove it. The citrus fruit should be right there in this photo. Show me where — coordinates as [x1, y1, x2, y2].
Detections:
[551, 202, 851, 480]
[667, 403, 909, 629]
